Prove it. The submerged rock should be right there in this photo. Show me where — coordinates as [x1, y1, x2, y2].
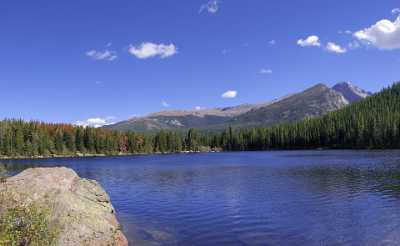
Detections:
[0, 167, 128, 246]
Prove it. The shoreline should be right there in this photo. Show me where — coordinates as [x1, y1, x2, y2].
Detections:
[0, 150, 222, 161]
[0, 148, 398, 161]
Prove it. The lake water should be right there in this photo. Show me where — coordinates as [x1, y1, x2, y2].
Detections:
[3, 151, 400, 245]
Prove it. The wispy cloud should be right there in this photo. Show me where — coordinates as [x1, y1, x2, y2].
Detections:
[348, 40, 361, 50]
[259, 68, 272, 74]
[354, 16, 400, 50]
[268, 40, 276, 46]
[75, 116, 116, 128]
[199, 0, 219, 14]
[297, 35, 321, 47]
[326, 42, 347, 54]
[338, 30, 352, 35]
[129, 42, 177, 59]
[161, 100, 170, 107]
[86, 50, 117, 61]
[392, 8, 400, 15]
[221, 90, 237, 99]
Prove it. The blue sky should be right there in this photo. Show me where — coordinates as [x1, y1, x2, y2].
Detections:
[1, 0, 400, 126]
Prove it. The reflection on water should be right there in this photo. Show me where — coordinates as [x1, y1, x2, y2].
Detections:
[3, 150, 400, 245]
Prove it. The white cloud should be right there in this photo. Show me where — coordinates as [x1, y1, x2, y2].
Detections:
[221, 90, 237, 99]
[259, 68, 272, 74]
[129, 42, 177, 59]
[161, 100, 170, 107]
[392, 8, 400, 15]
[354, 16, 400, 50]
[297, 35, 321, 47]
[326, 42, 347, 53]
[195, 106, 202, 110]
[86, 50, 117, 61]
[75, 116, 116, 128]
[268, 40, 276, 46]
[199, 0, 219, 14]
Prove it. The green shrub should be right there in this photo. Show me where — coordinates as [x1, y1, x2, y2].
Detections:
[0, 204, 58, 246]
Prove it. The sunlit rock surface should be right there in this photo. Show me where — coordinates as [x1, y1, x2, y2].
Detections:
[0, 167, 128, 246]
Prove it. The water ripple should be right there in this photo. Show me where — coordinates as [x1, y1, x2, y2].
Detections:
[3, 150, 400, 245]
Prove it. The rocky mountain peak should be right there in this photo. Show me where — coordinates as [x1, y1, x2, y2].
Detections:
[332, 81, 372, 103]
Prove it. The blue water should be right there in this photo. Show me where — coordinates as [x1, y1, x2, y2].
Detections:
[3, 151, 400, 245]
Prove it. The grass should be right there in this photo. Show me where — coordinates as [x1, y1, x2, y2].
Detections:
[0, 205, 57, 246]
[0, 202, 58, 246]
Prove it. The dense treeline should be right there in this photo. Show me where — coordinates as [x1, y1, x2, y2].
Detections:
[0, 83, 399, 157]
[0, 121, 210, 157]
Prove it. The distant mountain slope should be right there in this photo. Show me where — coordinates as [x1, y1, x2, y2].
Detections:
[106, 104, 261, 132]
[106, 82, 371, 132]
[230, 83, 349, 127]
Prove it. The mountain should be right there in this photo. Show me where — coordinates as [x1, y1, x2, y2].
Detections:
[215, 82, 400, 150]
[230, 83, 349, 127]
[105, 104, 260, 132]
[332, 82, 372, 103]
[106, 82, 371, 132]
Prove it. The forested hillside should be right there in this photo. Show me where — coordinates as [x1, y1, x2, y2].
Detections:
[0, 83, 398, 158]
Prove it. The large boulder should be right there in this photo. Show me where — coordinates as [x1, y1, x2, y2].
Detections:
[0, 167, 128, 246]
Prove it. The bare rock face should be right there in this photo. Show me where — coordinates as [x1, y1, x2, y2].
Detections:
[0, 167, 128, 246]
[332, 81, 372, 103]
[233, 84, 350, 127]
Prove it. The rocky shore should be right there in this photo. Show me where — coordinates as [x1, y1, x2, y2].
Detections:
[0, 167, 128, 246]
[0, 149, 221, 160]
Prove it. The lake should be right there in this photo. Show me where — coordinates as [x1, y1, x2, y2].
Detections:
[3, 150, 400, 245]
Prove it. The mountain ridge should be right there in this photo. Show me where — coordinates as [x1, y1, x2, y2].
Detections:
[105, 82, 372, 132]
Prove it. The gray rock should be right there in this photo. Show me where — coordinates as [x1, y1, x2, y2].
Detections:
[0, 167, 128, 246]
[332, 81, 372, 103]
